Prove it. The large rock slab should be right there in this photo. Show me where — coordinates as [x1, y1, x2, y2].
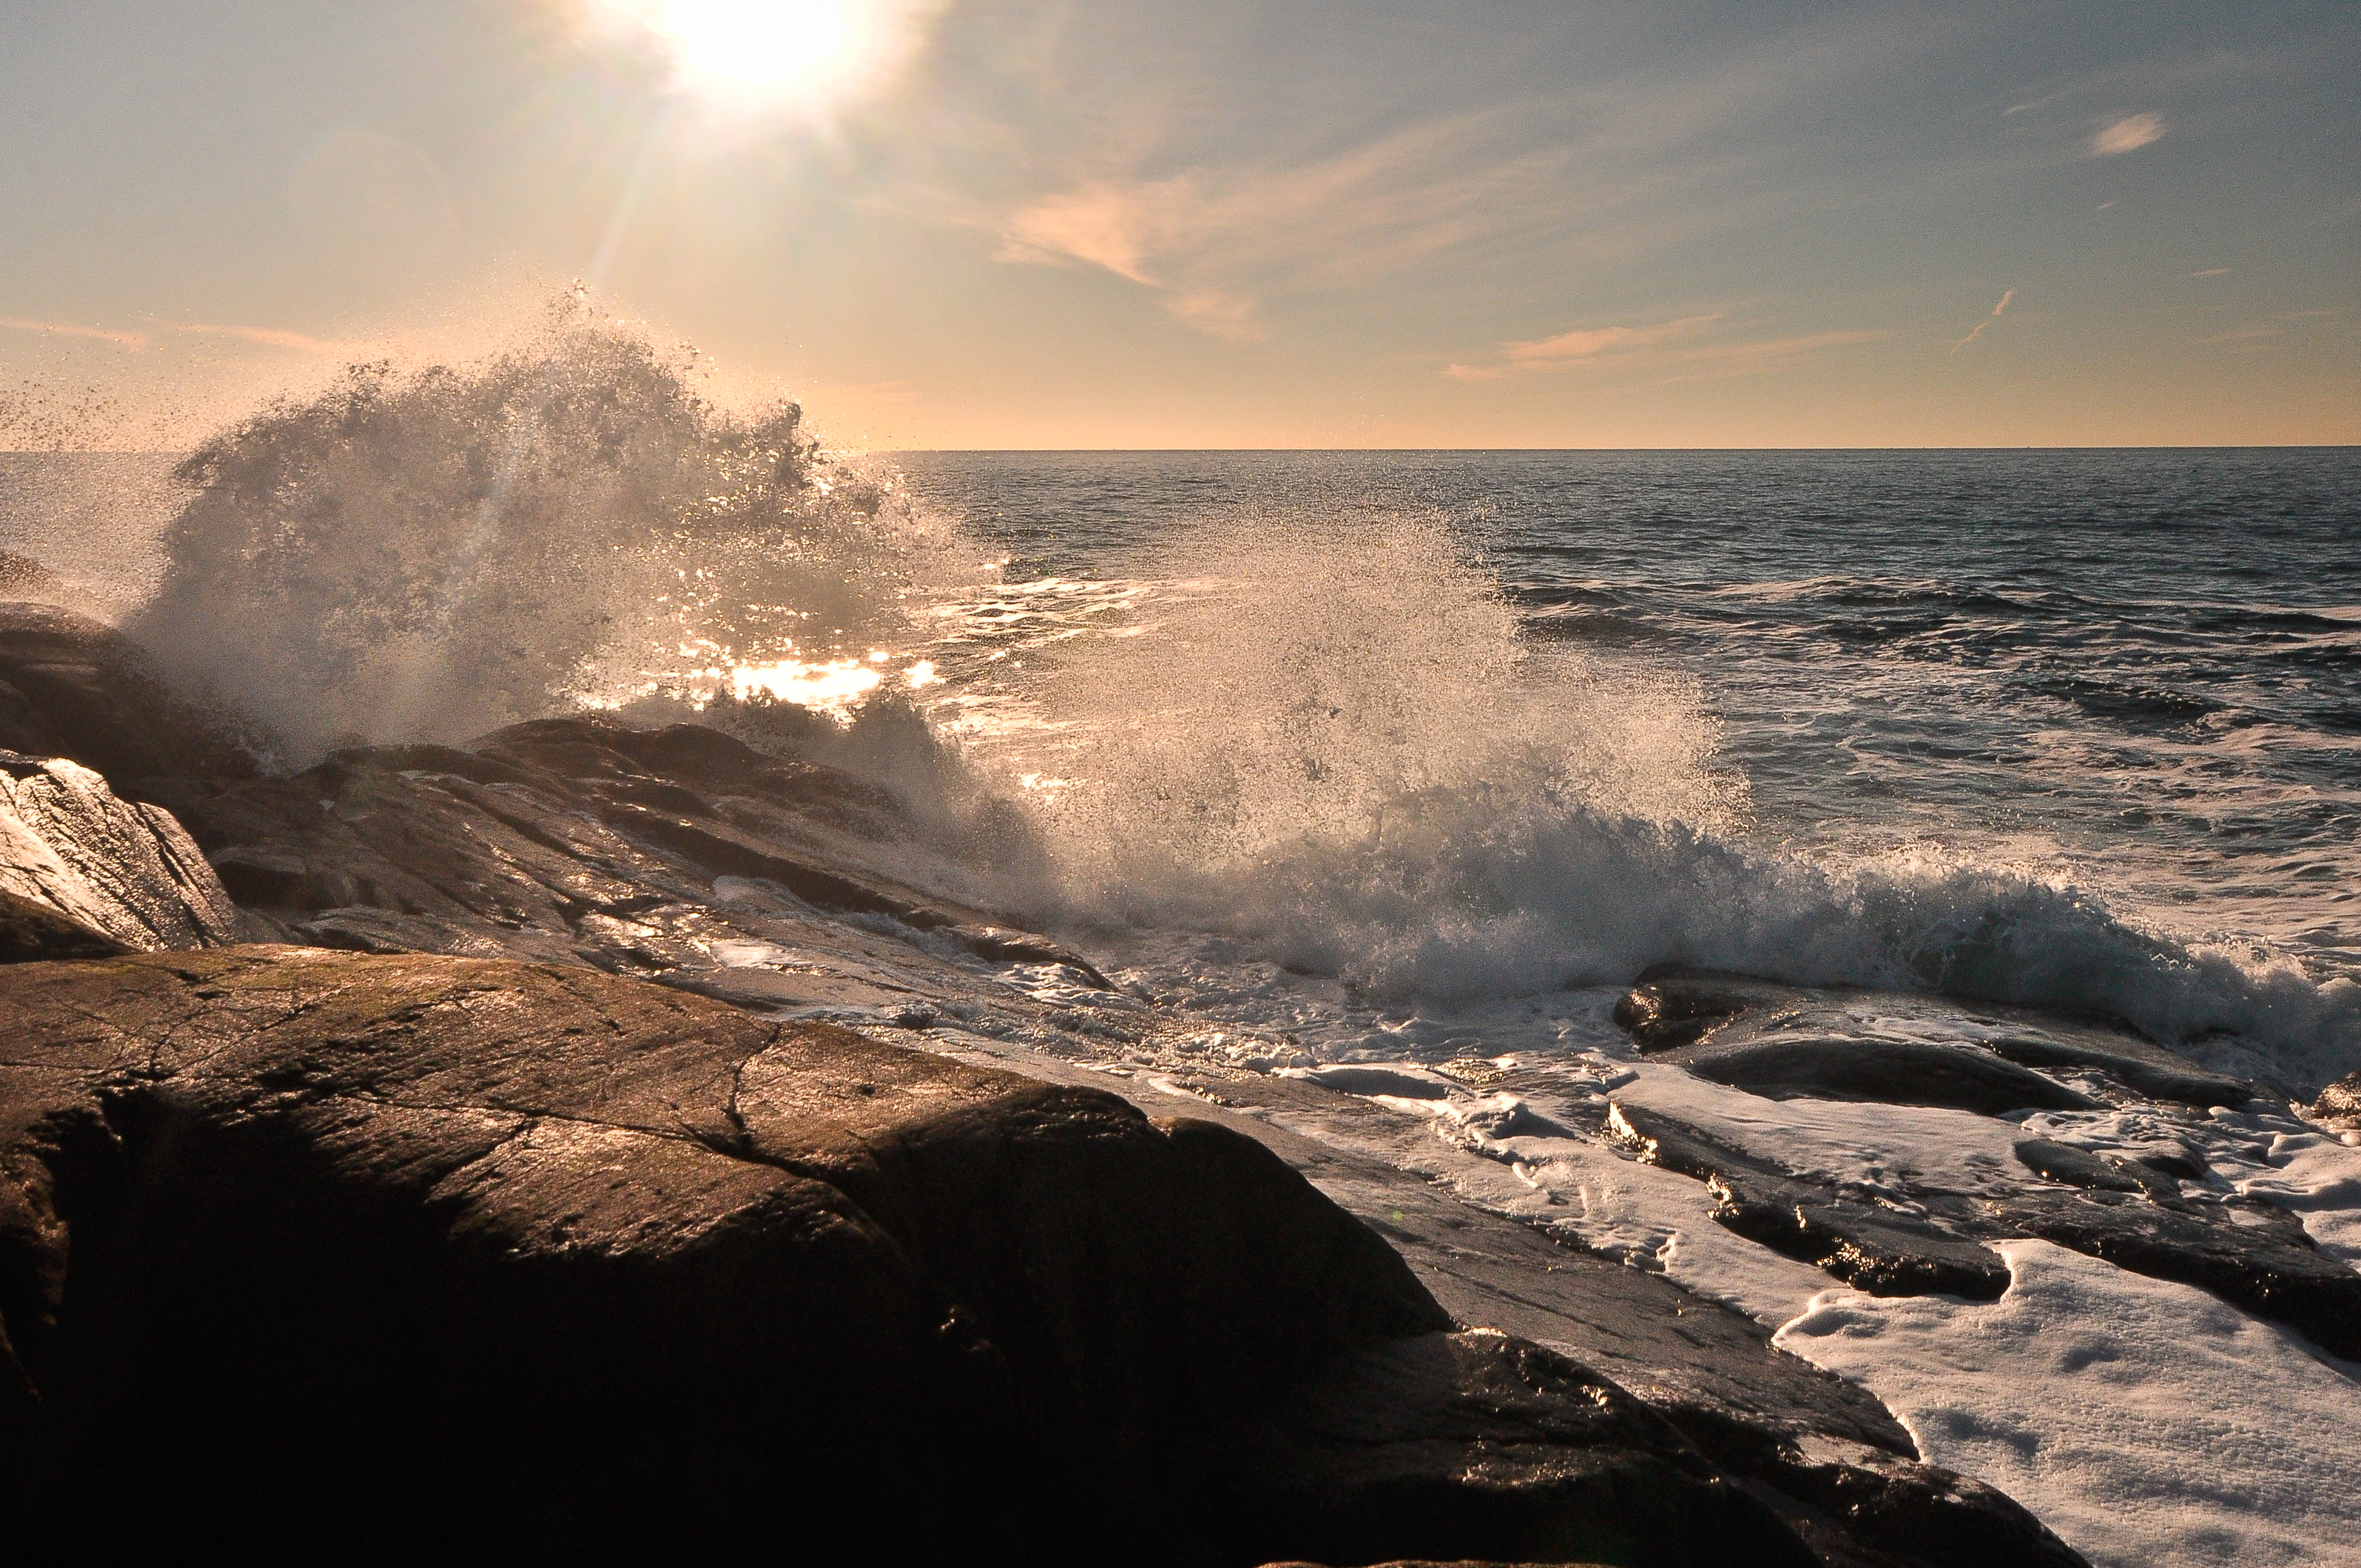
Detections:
[147, 714, 1106, 985]
[0, 602, 253, 791]
[0, 753, 240, 959]
[1615, 969, 2257, 1109]
[930, 1046, 2087, 1568]
[1, 947, 1870, 1565]
[1601, 1098, 2361, 1361]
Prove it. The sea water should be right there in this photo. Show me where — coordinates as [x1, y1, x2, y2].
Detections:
[6, 352, 2358, 1567]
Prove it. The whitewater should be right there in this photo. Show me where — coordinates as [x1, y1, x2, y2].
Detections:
[4, 326, 2357, 1566]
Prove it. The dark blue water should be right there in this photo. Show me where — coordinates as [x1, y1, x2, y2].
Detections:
[897, 450, 2361, 981]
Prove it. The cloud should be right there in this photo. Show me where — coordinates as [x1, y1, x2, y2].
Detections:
[0, 317, 149, 350]
[1951, 287, 2016, 353]
[0, 316, 361, 357]
[992, 117, 1583, 341]
[1450, 315, 1887, 382]
[2091, 113, 2166, 156]
[165, 321, 360, 355]
[2190, 267, 2231, 277]
[1503, 314, 1723, 368]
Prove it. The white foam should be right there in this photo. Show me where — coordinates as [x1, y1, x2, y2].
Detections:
[1775, 1240, 2361, 1568]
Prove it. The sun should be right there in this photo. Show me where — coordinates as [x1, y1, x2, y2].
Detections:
[598, 0, 934, 114]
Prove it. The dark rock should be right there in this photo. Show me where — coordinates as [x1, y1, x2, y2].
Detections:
[1605, 1102, 2361, 1363]
[1607, 1103, 2011, 1301]
[2133, 1145, 2211, 1182]
[1668, 1036, 2098, 1116]
[2013, 1138, 2181, 1203]
[6, 948, 1975, 1565]
[2311, 1069, 2361, 1130]
[1209, 1331, 1818, 1568]
[1982, 1035, 2254, 1109]
[0, 602, 253, 790]
[1965, 1187, 2361, 1361]
[1613, 971, 1797, 1053]
[0, 947, 1453, 1560]
[156, 714, 1112, 987]
[1613, 969, 2257, 1108]
[1019, 1061, 2086, 1568]
[0, 753, 240, 959]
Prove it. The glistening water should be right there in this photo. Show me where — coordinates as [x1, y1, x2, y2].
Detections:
[2, 343, 2354, 1092]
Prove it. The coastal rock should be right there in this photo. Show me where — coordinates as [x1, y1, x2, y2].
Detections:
[0, 753, 240, 959]
[1210, 1330, 1816, 1568]
[1666, 1036, 2097, 1116]
[151, 714, 1112, 988]
[1, 947, 1873, 1564]
[0, 602, 253, 791]
[2311, 1068, 2361, 1129]
[1604, 1101, 2361, 1360]
[1606, 1102, 2011, 1300]
[1614, 968, 2257, 1109]
[1007, 1058, 2087, 1567]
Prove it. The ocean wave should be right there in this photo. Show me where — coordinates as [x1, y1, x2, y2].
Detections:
[124, 303, 971, 763]
[994, 518, 2361, 1092]
[32, 336, 2350, 1092]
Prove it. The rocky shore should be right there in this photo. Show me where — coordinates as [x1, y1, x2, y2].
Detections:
[0, 597, 2270, 1565]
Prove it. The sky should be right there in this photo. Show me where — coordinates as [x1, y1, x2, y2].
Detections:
[1, 0, 2355, 448]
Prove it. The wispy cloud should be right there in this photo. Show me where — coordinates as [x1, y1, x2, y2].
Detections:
[2091, 113, 2166, 156]
[1448, 315, 1887, 382]
[1504, 313, 1724, 369]
[1951, 288, 2017, 353]
[980, 20, 1923, 345]
[0, 317, 149, 350]
[165, 320, 359, 355]
[2189, 267, 2231, 278]
[0, 315, 360, 356]
[992, 116, 1591, 342]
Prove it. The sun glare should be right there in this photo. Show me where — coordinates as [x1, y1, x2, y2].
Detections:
[599, 0, 934, 114]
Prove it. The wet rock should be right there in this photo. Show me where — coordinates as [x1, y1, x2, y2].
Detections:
[2311, 1068, 2361, 1130]
[1982, 1035, 2254, 1109]
[2013, 1138, 2181, 1202]
[1003, 1058, 2086, 1568]
[0, 753, 240, 959]
[0, 602, 253, 791]
[1613, 971, 1797, 1053]
[1668, 1036, 2098, 1116]
[1606, 1103, 2011, 1301]
[1971, 1186, 2361, 1361]
[1604, 1101, 2361, 1361]
[1613, 969, 2258, 1109]
[155, 714, 1111, 987]
[0, 947, 1450, 1560]
[1210, 1330, 1818, 1568]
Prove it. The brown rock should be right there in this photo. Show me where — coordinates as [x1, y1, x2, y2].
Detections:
[0, 602, 254, 790]
[0, 753, 240, 959]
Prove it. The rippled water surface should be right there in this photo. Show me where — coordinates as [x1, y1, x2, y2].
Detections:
[897, 450, 2361, 980]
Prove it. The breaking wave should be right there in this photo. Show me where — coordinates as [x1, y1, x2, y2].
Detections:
[997, 518, 2361, 1092]
[128, 304, 971, 763]
[40, 313, 2355, 1091]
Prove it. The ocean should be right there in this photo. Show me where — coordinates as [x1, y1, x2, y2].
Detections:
[5, 443, 2358, 1088]
[6, 364, 2359, 1567]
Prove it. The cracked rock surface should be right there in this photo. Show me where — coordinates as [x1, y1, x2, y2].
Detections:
[0, 752, 240, 959]
[0, 633, 2090, 1566]
[2, 945, 1902, 1566]
[1605, 971, 2361, 1360]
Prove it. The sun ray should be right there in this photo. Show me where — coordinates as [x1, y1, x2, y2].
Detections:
[594, 0, 935, 117]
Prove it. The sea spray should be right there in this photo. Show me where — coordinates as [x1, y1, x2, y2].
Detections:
[128, 306, 972, 763]
[30, 345, 2352, 1089]
[972, 513, 2360, 1091]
